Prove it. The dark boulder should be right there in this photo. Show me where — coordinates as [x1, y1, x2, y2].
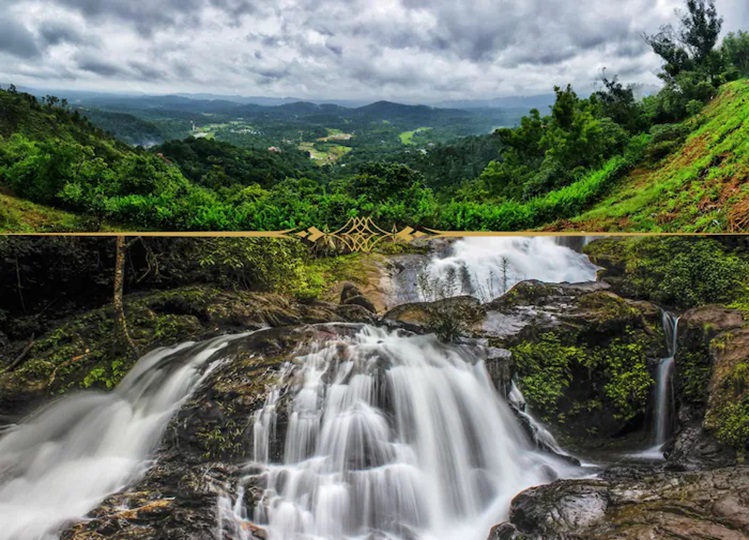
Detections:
[340, 283, 377, 313]
[492, 466, 749, 540]
[668, 306, 746, 470]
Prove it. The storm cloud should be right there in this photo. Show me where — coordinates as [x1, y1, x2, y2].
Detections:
[1, 0, 747, 101]
[0, 16, 41, 59]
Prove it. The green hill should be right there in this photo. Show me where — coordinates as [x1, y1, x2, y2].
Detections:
[2, 79, 749, 234]
[549, 80, 749, 232]
[0, 189, 88, 232]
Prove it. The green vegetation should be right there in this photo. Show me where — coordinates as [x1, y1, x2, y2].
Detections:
[585, 236, 749, 309]
[1, 1, 748, 232]
[586, 234, 749, 451]
[0, 236, 381, 400]
[559, 80, 749, 231]
[0, 235, 381, 346]
[512, 333, 577, 416]
[512, 328, 654, 426]
[399, 127, 432, 145]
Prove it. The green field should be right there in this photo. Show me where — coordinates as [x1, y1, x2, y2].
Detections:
[299, 141, 353, 165]
[399, 127, 432, 145]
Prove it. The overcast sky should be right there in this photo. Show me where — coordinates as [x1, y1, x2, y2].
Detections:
[1, 0, 747, 102]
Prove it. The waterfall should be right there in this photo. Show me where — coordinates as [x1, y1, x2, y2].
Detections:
[0, 334, 242, 540]
[653, 311, 680, 449]
[418, 237, 598, 302]
[508, 381, 572, 461]
[218, 326, 579, 540]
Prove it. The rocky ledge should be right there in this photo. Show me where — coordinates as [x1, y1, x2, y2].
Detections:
[492, 466, 749, 540]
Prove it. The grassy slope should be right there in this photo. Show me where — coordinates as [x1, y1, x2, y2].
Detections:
[0, 190, 137, 232]
[551, 80, 749, 232]
[0, 190, 88, 232]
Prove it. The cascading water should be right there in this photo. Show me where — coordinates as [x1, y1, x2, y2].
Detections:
[653, 312, 680, 450]
[418, 237, 598, 302]
[218, 326, 579, 540]
[508, 381, 572, 460]
[0, 334, 242, 540]
[630, 311, 680, 460]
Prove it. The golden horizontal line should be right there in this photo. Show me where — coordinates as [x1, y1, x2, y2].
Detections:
[4, 231, 748, 237]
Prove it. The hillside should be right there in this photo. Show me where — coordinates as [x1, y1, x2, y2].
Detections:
[2, 79, 749, 233]
[549, 80, 749, 232]
[0, 190, 88, 232]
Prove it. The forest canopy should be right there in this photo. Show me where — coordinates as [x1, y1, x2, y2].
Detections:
[1, 0, 748, 232]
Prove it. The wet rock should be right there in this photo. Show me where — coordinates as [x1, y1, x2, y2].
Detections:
[478, 280, 659, 348]
[487, 523, 521, 540]
[485, 347, 513, 393]
[334, 303, 377, 323]
[669, 306, 746, 470]
[55, 324, 373, 539]
[340, 283, 377, 313]
[382, 296, 482, 334]
[493, 466, 749, 540]
[510, 479, 609, 535]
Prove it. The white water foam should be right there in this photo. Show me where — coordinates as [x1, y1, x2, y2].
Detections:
[218, 326, 580, 540]
[420, 237, 598, 302]
[0, 334, 242, 540]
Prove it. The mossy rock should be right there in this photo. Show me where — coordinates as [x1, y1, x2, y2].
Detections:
[500, 286, 665, 442]
[704, 326, 749, 452]
[669, 306, 747, 467]
[0, 285, 368, 418]
[382, 296, 482, 340]
[58, 324, 364, 539]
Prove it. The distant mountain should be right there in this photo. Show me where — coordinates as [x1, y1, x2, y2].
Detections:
[175, 93, 300, 106]
[175, 93, 370, 108]
[274, 101, 348, 115]
[435, 94, 557, 110]
[353, 101, 473, 124]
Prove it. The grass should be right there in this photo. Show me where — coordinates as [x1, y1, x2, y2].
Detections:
[554, 80, 749, 232]
[399, 127, 432, 145]
[299, 141, 352, 165]
[0, 189, 137, 232]
[0, 190, 88, 232]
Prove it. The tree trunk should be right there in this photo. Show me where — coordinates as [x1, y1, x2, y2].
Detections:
[114, 236, 138, 357]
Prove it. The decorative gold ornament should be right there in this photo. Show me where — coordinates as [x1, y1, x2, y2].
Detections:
[292, 217, 433, 252]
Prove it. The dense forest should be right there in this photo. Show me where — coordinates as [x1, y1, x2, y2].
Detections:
[1, 0, 748, 232]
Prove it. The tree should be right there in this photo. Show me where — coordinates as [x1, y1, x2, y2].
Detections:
[593, 72, 645, 133]
[722, 31, 749, 79]
[645, 0, 723, 82]
[113, 236, 138, 357]
[342, 162, 426, 203]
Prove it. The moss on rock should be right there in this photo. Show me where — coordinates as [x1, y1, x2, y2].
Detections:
[498, 284, 664, 440]
[0, 285, 370, 417]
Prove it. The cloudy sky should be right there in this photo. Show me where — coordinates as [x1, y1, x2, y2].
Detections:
[1, 0, 747, 101]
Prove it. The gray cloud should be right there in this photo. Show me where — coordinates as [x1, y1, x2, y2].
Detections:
[75, 53, 128, 77]
[0, 17, 40, 59]
[37, 20, 87, 46]
[0, 0, 746, 101]
[49, 0, 262, 35]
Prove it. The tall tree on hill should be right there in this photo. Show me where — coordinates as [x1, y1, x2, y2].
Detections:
[645, 0, 724, 84]
[722, 31, 749, 79]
